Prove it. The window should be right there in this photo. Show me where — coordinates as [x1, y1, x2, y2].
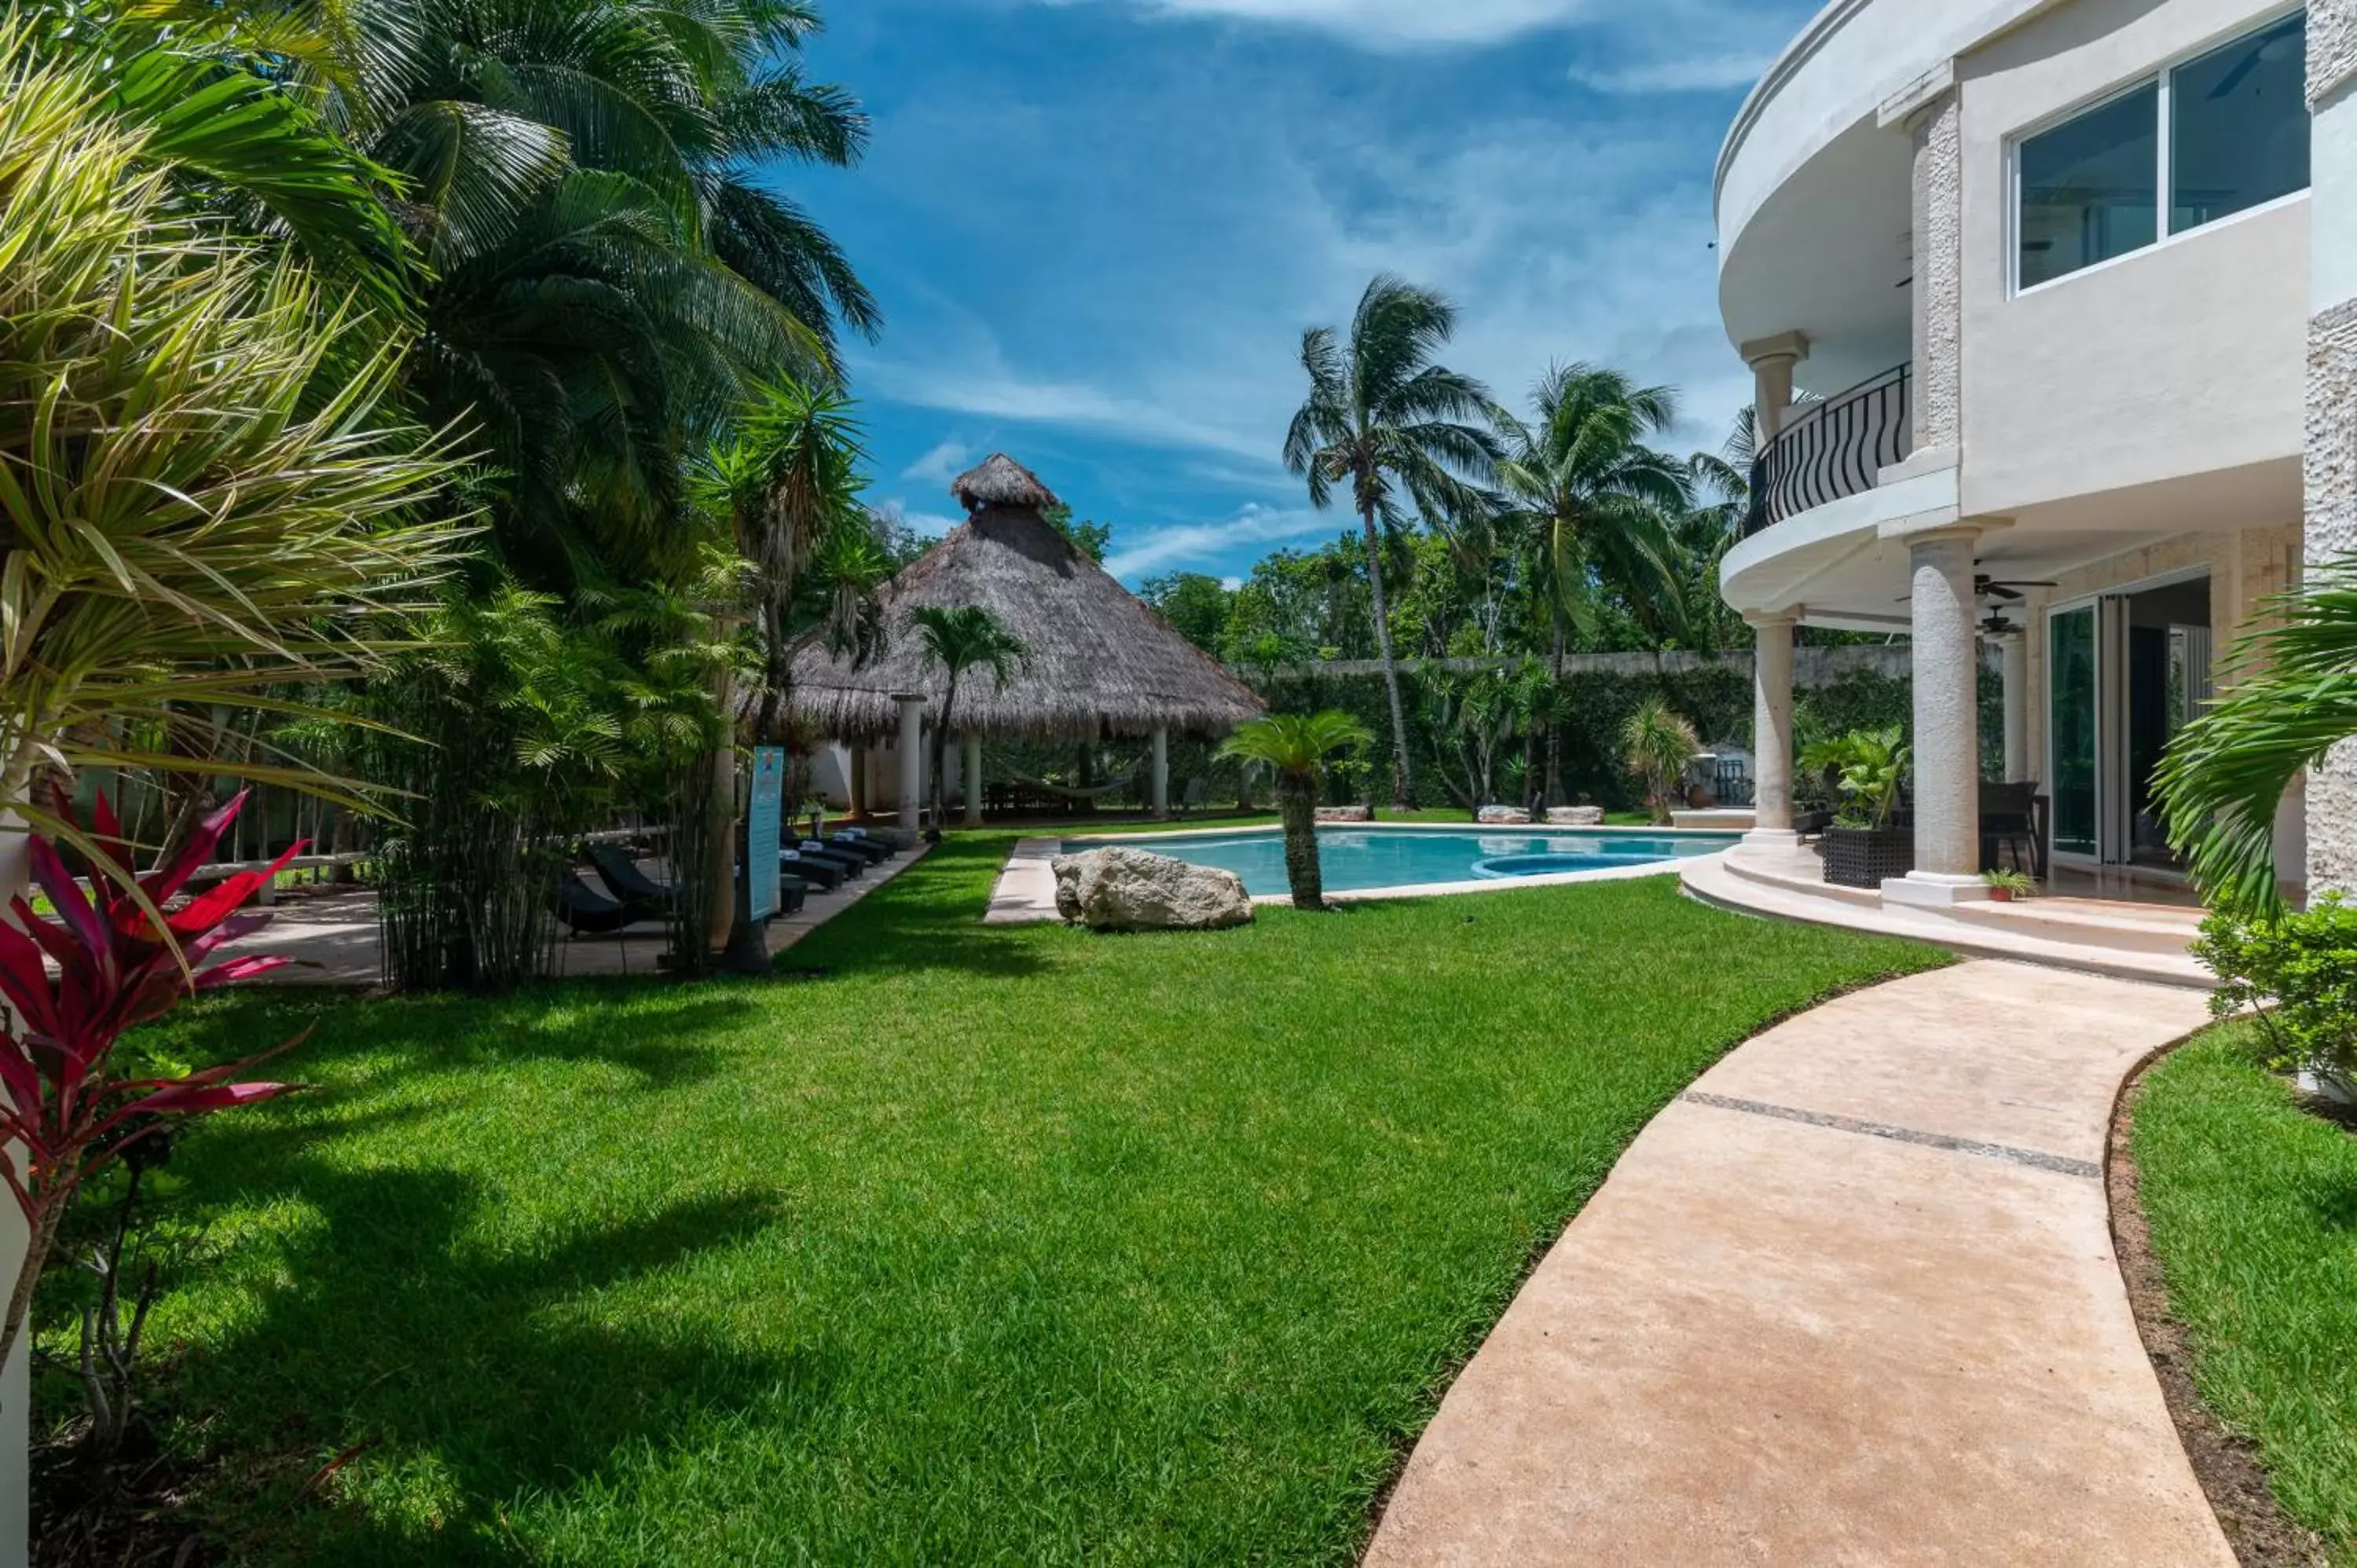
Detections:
[2172, 13, 2309, 232]
[2019, 83, 2158, 290]
[2014, 10, 2309, 291]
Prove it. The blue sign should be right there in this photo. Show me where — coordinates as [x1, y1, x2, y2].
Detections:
[746, 746, 786, 921]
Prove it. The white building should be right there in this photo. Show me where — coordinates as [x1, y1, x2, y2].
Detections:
[1716, 0, 2355, 905]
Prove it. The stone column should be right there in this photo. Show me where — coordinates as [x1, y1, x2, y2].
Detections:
[2000, 632, 2030, 784]
[895, 695, 926, 833]
[963, 734, 984, 828]
[940, 728, 963, 808]
[1149, 726, 1170, 819]
[1740, 332, 1809, 446]
[1903, 83, 1963, 460]
[848, 746, 868, 820]
[1744, 611, 1799, 847]
[2307, 5, 2357, 893]
[1889, 528, 1986, 904]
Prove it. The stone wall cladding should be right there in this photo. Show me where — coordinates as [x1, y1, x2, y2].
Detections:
[2311, 0, 2357, 109]
[2310, 298, 2357, 891]
[1911, 91, 1964, 452]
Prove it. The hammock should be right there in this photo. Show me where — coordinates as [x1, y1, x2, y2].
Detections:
[999, 768, 1142, 803]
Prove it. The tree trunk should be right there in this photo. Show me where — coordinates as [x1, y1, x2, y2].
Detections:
[931, 680, 958, 837]
[1358, 507, 1413, 811]
[1545, 621, 1566, 808]
[1278, 774, 1323, 910]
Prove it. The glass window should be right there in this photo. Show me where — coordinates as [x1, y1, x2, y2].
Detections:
[2018, 83, 2158, 288]
[2171, 13, 2309, 233]
[2049, 606, 2099, 857]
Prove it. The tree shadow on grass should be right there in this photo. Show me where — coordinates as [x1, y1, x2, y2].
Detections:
[170, 1156, 827, 1565]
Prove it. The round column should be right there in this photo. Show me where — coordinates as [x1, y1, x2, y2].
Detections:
[2000, 632, 2030, 784]
[1892, 529, 1985, 903]
[895, 694, 926, 833]
[962, 734, 984, 827]
[1149, 726, 1170, 819]
[1744, 610, 1798, 847]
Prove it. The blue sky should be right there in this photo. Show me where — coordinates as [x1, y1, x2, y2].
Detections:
[775, 0, 1823, 586]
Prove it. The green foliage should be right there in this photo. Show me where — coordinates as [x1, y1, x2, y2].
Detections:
[1618, 698, 1699, 826]
[2158, 555, 2357, 911]
[2194, 899, 2357, 1083]
[101, 845, 1938, 1561]
[1981, 869, 2036, 897]
[1807, 727, 1908, 830]
[1138, 572, 1234, 654]
[1041, 504, 1114, 563]
[1216, 710, 1370, 782]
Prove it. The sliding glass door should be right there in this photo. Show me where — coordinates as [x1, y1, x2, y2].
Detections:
[2049, 604, 2099, 857]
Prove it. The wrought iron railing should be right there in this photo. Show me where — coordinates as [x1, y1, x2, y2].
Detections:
[1743, 363, 1912, 537]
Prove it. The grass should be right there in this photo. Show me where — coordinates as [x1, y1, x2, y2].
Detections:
[2132, 1027, 2357, 1561]
[89, 836, 1941, 1565]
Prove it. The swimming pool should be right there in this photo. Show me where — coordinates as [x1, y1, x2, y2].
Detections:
[1061, 827, 1738, 898]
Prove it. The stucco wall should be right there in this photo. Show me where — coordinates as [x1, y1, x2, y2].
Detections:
[1958, 0, 2308, 521]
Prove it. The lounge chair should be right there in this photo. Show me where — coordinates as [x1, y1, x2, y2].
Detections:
[779, 848, 846, 890]
[795, 839, 867, 877]
[824, 827, 896, 862]
[555, 871, 650, 936]
[588, 843, 680, 912]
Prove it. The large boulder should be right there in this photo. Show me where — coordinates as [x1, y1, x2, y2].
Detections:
[1476, 805, 1532, 825]
[1314, 805, 1372, 823]
[1546, 806, 1605, 826]
[1050, 847, 1254, 932]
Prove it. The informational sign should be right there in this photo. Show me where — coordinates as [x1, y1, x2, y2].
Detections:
[746, 746, 786, 921]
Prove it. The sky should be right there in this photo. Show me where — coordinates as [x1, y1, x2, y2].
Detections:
[774, 0, 1824, 587]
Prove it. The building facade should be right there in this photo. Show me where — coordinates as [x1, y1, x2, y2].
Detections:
[1718, 0, 2351, 901]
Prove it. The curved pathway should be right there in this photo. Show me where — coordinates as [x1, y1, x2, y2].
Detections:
[1368, 961, 2231, 1566]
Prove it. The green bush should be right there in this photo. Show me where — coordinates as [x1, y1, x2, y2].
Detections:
[2194, 897, 2357, 1083]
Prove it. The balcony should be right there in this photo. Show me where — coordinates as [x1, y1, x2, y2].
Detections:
[1744, 364, 1913, 537]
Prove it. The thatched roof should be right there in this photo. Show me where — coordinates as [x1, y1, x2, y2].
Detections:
[790, 455, 1264, 743]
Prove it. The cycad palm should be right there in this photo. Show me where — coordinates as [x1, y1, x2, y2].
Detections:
[1620, 698, 1699, 826]
[1285, 275, 1498, 810]
[909, 606, 1027, 834]
[1217, 711, 1369, 910]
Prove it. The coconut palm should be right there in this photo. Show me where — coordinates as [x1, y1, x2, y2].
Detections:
[1285, 275, 1499, 809]
[2157, 556, 2357, 910]
[0, 27, 470, 830]
[1494, 365, 1692, 800]
[1620, 698, 1699, 826]
[910, 606, 1028, 837]
[1218, 711, 1371, 910]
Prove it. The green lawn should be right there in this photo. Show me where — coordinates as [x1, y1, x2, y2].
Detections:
[96, 836, 1939, 1564]
[2133, 1029, 2357, 1562]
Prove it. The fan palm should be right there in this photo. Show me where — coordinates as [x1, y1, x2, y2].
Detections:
[909, 606, 1028, 837]
[1285, 275, 1498, 810]
[0, 28, 471, 831]
[2157, 557, 2357, 910]
[1620, 698, 1699, 826]
[1494, 364, 1692, 801]
[1217, 711, 1370, 910]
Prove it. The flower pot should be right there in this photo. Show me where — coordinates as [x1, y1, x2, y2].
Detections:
[1821, 824, 1912, 889]
[1988, 887, 2014, 903]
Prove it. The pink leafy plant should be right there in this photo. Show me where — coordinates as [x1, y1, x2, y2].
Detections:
[0, 787, 306, 1376]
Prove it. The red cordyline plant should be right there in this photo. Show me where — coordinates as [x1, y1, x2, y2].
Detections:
[0, 787, 306, 1378]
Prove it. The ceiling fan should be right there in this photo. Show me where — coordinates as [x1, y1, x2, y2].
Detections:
[1895, 574, 2058, 604]
[1979, 607, 2021, 636]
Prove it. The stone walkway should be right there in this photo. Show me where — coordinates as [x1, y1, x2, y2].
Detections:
[1367, 961, 2232, 1566]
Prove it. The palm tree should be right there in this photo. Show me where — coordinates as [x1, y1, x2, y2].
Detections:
[1621, 698, 1699, 826]
[2157, 557, 2357, 910]
[909, 606, 1028, 837]
[0, 27, 470, 829]
[1285, 275, 1498, 810]
[1494, 364, 1692, 801]
[1218, 712, 1370, 910]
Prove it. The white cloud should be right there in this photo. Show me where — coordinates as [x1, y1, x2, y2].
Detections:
[1569, 51, 1772, 95]
[872, 497, 964, 541]
[1220, 574, 1244, 591]
[861, 352, 1281, 463]
[899, 438, 975, 486]
[1102, 0, 1595, 46]
[1105, 503, 1338, 580]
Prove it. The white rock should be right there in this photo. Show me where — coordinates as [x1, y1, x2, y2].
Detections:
[1476, 806, 1533, 825]
[1050, 848, 1253, 932]
[1545, 806, 1605, 826]
[1313, 805, 1372, 822]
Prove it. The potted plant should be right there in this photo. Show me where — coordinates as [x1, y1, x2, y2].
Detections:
[1816, 726, 1912, 888]
[1982, 868, 2037, 903]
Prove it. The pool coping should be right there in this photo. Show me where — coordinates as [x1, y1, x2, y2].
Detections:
[984, 824, 1739, 925]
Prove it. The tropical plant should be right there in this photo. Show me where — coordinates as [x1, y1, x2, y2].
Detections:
[1217, 711, 1369, 910]
[0, 31, 471, 832]
[0, 789, 303, 1388]
[1982, 868, 2037, 899]
[909, 606, 1028, 837]
[1619, 698, 1699, 826]
[1285, 275, 1500, 810]
[2194, 898, 2357, 1085]
[2156, 557, 2357, 910]
[1818, 726, 1910, 830]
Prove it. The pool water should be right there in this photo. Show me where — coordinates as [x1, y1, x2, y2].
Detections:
[1061, 828, 1736, 898]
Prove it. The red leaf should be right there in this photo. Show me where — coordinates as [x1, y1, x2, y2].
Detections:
[124, 1081, 295, 1116]
[165, 841, 307, 939]
[141, 790, 249, 907]
[27, 838, 106, 963]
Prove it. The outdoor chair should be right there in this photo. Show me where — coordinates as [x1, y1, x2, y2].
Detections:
[819, 831, 893, 864]
[588, 843, 680, 912]
[779, 849, 846, 890]
[1979, 781, 2045, 877]
[555, 872, 651, 937]
[1174, 778, 1209, 818]
[796, 839, 867, 877]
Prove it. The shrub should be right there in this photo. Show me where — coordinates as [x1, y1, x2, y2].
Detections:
[2194, 899, 2357, 1085]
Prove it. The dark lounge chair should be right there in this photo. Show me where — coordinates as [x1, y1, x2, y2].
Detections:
[779, 848, 846, 890]
[795, 839, 867, 877]
[555, 871, 648, 936]
[822, 830, 894, 863]
[588, 843, 680, 912]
